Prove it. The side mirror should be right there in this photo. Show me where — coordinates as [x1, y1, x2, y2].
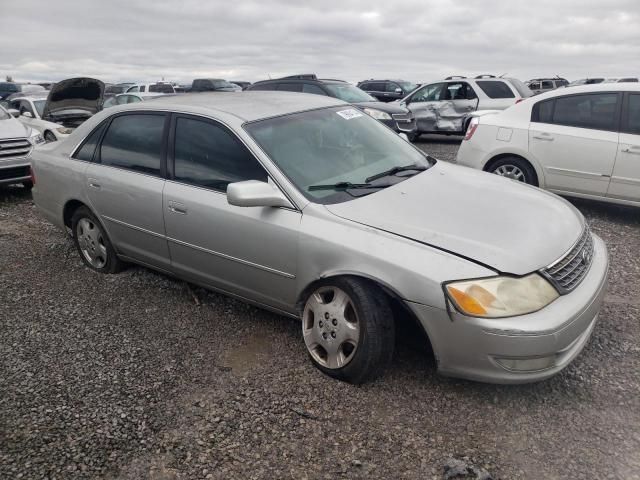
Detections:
[8, 109, 20, 118]
[21, 111, 33, 118]
[395, 87, 402, 94]
[227, 180, 293, 208]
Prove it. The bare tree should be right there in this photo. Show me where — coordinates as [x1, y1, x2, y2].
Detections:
[5, 75, 13, 82]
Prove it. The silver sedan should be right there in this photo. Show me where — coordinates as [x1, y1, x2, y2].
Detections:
[31, 92, 609, 384]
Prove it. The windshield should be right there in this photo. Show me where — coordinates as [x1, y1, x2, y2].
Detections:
[398, 81, 417, 92]
[506, 78, 533, 98]
[105, 85, 128, 94]
[246, 106, 434, 205]
[33, 100, 45, 117]
[324, 84, 376, 103]
[213, 80, 235, 89]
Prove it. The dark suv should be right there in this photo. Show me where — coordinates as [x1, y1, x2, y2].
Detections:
[357, 79, 417, 102]
[191, 79, 241, 92]
[246, 75, 416, 135]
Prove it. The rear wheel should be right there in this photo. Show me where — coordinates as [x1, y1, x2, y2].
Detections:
[44, 131, 57, 143]
[71, 206, 123, 273]
[407, 131, 420, 142]
[488, 156, 537, 185]
[301, 277, 394, 384]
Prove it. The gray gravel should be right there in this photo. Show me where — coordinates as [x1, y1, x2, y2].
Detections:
[1, 138, 639, 479]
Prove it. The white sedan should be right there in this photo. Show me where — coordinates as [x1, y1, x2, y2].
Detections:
[7, 95, 72, 142]
[456, 83, 640, 207]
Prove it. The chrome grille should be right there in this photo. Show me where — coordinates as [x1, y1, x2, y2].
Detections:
[542, 227, 594, 294]
[392, 113, 416, 132]
[0, 138, 32, 160]
[391, 113, 413, 122]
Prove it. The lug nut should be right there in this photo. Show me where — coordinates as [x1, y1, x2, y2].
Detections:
[324, 312, 330, 319]
[331, 331, 336, 338]
[322, 332, 327, 340]
[332, 319, 338, 326]
[319, 321, 323, 328]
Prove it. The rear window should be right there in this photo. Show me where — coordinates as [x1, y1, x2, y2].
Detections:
[476, 81, 515, 99]
[149, 84, 174, 93]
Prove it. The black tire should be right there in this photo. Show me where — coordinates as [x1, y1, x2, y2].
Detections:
[70, 206, 123, 274]
[22, 180, 33, 191]
[407, 131, 420, 143]
[487, 156, 537, 186]
[44, 131, 57, 143]
[301, 277, 395, 384]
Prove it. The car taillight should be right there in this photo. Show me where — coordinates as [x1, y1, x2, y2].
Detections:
[29, 166, 35, 186]
[464, 118, 479, 141]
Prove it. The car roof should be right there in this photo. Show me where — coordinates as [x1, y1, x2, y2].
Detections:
[124, 91, 346, 121]
[540, 82, 640, 97]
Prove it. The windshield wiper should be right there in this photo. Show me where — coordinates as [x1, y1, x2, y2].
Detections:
[308, 181, 381, 191]
[365, 164, 427, 183]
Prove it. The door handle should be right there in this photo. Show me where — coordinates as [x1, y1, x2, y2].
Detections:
[621, 146, 640, 155]
[533, 133, 554, 141]
[87, 178, 101, 189]
[168, 201, 187, 215]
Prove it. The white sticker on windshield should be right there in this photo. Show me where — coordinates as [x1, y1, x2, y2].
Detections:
[336, 108, 363, 120]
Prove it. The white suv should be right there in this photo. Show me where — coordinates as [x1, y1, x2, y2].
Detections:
[399, 75, 532, 140]
[456, 83, 640, 207]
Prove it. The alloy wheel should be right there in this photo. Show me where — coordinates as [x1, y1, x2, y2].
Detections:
[76, 217, 108, 269]
[493, 164, 526, 182]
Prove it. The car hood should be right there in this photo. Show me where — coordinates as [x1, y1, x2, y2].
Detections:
[324, 161, 584, 275]
[42, 77, 105, 119]
[353, 101, 409, 114]
[0, 116, 30, 138]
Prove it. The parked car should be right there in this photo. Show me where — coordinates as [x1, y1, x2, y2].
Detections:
[525, 77, 569, 95]
[6, 94, 71, 142]
[398, 75, 532, 140]
[246, 75, 416, 136]
[102, 92, 167, 108]
[0, 104, 44, 189]
[126, 82, 176, 94]
[357, 79, 418, 102]
[191, 79, 242, 92]
[105, 83, 134, 95]
[456, 83, 640, 207]
[230, 81, 252, 90]
[31, 92, 608, 384]
[0, 83, 46, 100]
[568, 78, 605, 87]
[603, 77, 639, 84]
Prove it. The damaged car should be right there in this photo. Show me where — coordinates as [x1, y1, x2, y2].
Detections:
[32, 92, 608, 385]
[399, 75, 532, 141]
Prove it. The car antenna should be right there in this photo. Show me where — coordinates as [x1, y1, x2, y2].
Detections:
[499, 73, 507, 78]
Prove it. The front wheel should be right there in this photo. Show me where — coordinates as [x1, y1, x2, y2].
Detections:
[407, 131, 420, 143]
[488, 157, 537, 185]
[301, 277, 394, 384]
[71, 206, 123, 273]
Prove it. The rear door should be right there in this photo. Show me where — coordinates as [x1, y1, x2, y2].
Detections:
[608, 93, 640, 202]
[529, 92, 621, 196]
[85, 112, 171, 269]
[163, 114, 300, 312]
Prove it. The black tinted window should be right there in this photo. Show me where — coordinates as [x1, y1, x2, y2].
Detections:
[174, 117, 267, 191]
[369, 82, 384, 91]
[74, 122, 107, 162]
[476, 81, 515, 99]
[626, 94, 640, 135]
[277, 83, 303, 92]
[302, 84, 326, 95]
[541, 81, 553, 89]
[533, 99, 554, 123]
[553, 94, 618, 130]
[100, 114, 165, 175]
[149, 84, 174, 93]
[249, 83, 276, 91]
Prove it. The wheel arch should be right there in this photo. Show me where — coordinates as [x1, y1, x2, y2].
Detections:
[483, 152, 542, 187]
[63, 199, 89, 228]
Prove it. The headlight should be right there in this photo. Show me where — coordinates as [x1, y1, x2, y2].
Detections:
[363, 108, 392, 120]
[444, 273, 559, 318]
[29, 132, 45, 145]
[56, 127, 74, 135]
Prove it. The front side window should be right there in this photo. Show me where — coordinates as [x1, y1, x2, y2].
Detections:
[443, 82, 476, 100]
[410, 83, 445, 102]
[33, 100, 45, 117]
[277, 83, 303, 92]
[128, 86, 139, 93]
[476, 80, 515, 99]
[368, 82, 384, 91]
[246, 106, 434, 205]
[173, 117, 267, 192]
[541, 81, 553, 89]
[625, 94, 640, 135]
[100, 114, 165, 175]
[302, 84, 326, 95]
[553, 93, 619, 131]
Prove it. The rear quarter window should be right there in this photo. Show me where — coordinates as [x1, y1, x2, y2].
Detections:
[476, 81, 515, 99]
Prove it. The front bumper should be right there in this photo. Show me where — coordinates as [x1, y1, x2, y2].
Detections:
[407, 233, 609, 384]
[378, 116, 417, 134]
[0, 159, 31, 185]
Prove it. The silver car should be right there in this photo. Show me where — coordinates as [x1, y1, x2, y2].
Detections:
[31, 92, 609, 384]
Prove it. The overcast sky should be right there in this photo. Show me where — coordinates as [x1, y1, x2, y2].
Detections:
[2, 0, 639, 85]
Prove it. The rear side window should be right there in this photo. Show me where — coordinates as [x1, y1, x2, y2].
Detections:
[277, 83, 303, 92]
[173, 116, 267, 192]
[553, 93, 618, 131]
[369, 82, 384, 91]
[100, 114, 166, 175]
[302, 84, 326, 95]
[541, 81, 553, 89]
[74, 122, 108, 162]
[625, 94, 640, 135]
[149, 84, 174, 93]
[249, 83, 276, 91]
[532, 99, 554, 123]
[359, 82, 371, 90]
[476, 81, 515, 99]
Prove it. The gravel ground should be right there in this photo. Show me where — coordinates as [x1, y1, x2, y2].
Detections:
[1, 138, 639, 480]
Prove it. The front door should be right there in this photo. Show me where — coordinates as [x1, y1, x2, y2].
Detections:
[529, 92, 621, 196]
[162, 114, 300, 313]
[85, 112, 170, 269]
[608, 93, 640, 202]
